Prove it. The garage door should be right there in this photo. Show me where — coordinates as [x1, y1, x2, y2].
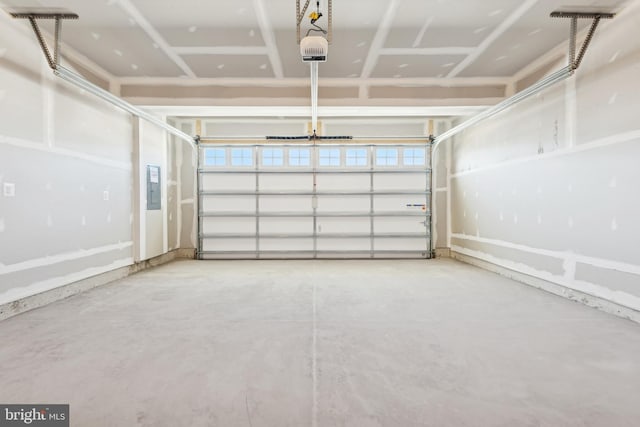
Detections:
[197, 140, 432, 259]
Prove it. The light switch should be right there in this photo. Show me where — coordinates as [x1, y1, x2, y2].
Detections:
[3, 182, 15, 197]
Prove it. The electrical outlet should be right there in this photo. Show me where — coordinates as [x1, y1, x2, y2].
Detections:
[3, 182, 15, 197]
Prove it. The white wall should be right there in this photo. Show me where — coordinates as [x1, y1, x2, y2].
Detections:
[134, 119, 169, 261]
[0, 13, 185, 307]
[0, 14, 134, 304]
[445, 2, 640, 313]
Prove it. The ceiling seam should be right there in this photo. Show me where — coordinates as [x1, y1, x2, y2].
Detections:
[252, 0, 284, 79]
[380, 47, 476, 56]
[360, 0, 402, 79]
[173, 46, 270, 55]
[412, 16, 434, 48]
[116, 0, 197, 78]
[139, 106, 490, 118]
[117, 76, 511, 87]
[447, 0, 539, 78]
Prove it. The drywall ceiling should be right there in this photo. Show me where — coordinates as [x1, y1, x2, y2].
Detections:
[0, 0, 632, 106]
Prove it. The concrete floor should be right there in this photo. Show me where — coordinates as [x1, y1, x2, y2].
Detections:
[1, 259, 639, 426]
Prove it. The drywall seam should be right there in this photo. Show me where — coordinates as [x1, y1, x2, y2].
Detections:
[176, 134, 183, 249]
[452, 233, 559, 258]
[0, 257, 133, 307]
[0, 135, 132, 171]
[381, 47, 476, 56]
[446, 136, 452, 247]
[252, 0, 284, 79]
[141, 105, 490, 118]
[451, 250, 640, 323]
[120, 76, 510, 87]
[0, 242, 134, 275]
[360, 0, 401, 79]
[173, 46, 269, 55]
[117, 0, 196, 78]
[447, 0, 538, 78]
[192, 141, 198, 248]
[162, 127, 169, 254]
[435, 187, 447, 192]
[451, 233, 640, 276]
[412, 16, 434, 47]
[451, 245, 640, 313]
[564, 67, 577, 149]
[451, 129, 640, 178]
[42, 61, 55, 149]
[137, 120, 146, 261]
[180, 198, 195, 205]
[0, 249, 193, 322]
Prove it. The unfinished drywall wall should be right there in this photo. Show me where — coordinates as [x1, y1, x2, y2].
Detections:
[177, 121, 198, 251]
[0, 13, 191, 309]
[0, 15, 133, 303]
[432, 120, 452, 251]
[133, 118, 168, 261]
[447, 2, 640, 313]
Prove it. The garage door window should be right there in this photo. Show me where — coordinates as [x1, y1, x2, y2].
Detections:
[289, 148, 310, 166]
[403, 148, 425, 166]
[376, 148, 398, 166]
[346, 148, 367, 166]
[231, 148, 253, 166]
[203, 148, 226, 166]
[262, 148, 284, 166]
[319, 148, 341, 166]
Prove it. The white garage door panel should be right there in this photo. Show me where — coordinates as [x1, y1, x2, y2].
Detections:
[316, 196, 369, 212]
[198, 142, 431, 259]
[202, 196, 255, 212]
[316, 174, 369, 191]
[374, 217, 427, 233]
[317, 237, 370, 252]
[202, 217, 255, 234]
[260, 173, 313, 190]
[202, 238, 256, 252]
[317, 217, 370, 234]
[201, 174, 255, 191]
[374, 237, 428, 252]
[259, 196, 313, 212]
[260, 217, 313, 234]
[373, 196, 427, 212]
[373, 173, 427, 190]
[260, 238, 314, 252]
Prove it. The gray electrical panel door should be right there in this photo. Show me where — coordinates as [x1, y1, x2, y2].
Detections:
[147, 165, 161, 210]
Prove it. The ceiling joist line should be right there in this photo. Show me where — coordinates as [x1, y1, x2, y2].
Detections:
[254, 0, 284, 78]
[7, 8, 196, 145]
[116, 0, 196, 78]
[447, 0, 539, 78]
